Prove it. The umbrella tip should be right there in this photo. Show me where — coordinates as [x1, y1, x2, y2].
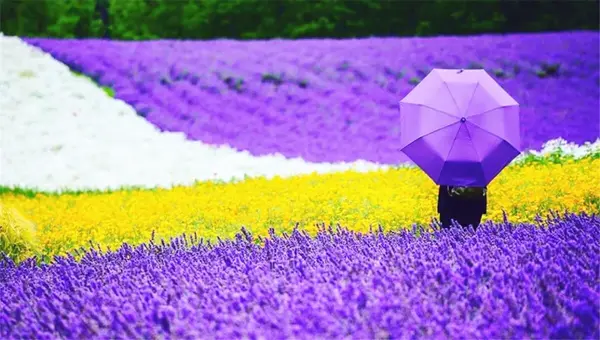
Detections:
[461, 117, 466, 123]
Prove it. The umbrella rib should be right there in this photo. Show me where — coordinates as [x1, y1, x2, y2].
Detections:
[468, 105, 517, 119]
[463, 123, 483, 162]
[434, 123, 462, 182]
[401, 102, 457, 119]
[443, 82, 461, 116]
[464, 82, 480, 116]
[419, 105, 458, 119]
[463, 123, 487, 184]
[400, 121, 460, 152]
[467, 120, 520, 151]
[467, 123, 522, 184]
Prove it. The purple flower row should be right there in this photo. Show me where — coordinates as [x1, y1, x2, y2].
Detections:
[25, 31, 600, 163]
[1, 214, 599, 339]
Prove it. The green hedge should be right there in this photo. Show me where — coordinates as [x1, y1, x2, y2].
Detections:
[1, 0, 598, 40]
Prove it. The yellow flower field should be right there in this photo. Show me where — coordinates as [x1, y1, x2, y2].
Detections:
[1, 158, 599, 260]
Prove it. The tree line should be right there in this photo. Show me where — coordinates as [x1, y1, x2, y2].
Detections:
[1, 0, 598, 40]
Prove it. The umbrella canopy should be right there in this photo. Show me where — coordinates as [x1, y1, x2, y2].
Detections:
[399, 69, 521, 187]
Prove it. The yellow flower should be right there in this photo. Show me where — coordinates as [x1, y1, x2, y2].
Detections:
[0, 202, 40, 262]
[1, 158, 598, 260]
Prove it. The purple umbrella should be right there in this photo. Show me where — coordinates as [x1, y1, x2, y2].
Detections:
[399, 69, 521, 187]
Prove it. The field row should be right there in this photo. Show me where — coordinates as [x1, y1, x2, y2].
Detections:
[3, 32, 598, 192]
[1, 213, 598, 339]
[24, 31, 600, 163]
[0, 35, 390, 192]
[2, 153, 598, 262]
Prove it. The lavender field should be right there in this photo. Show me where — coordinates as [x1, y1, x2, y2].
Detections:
[4, 29, 599, 340]
[24, 31, 600, 163]
[1, 214, 598, 339]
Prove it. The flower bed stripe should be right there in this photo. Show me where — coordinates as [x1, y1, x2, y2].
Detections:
[1, 213, 598, 339]
[23, 31, 600, 164]
[2, 156, 598, 261]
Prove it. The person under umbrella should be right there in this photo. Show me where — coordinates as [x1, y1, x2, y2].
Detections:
[437, 185, 486, 230]
[398, 68, 521, 231]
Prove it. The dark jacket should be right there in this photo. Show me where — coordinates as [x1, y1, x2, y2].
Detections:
[438, 185, 487, 216]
